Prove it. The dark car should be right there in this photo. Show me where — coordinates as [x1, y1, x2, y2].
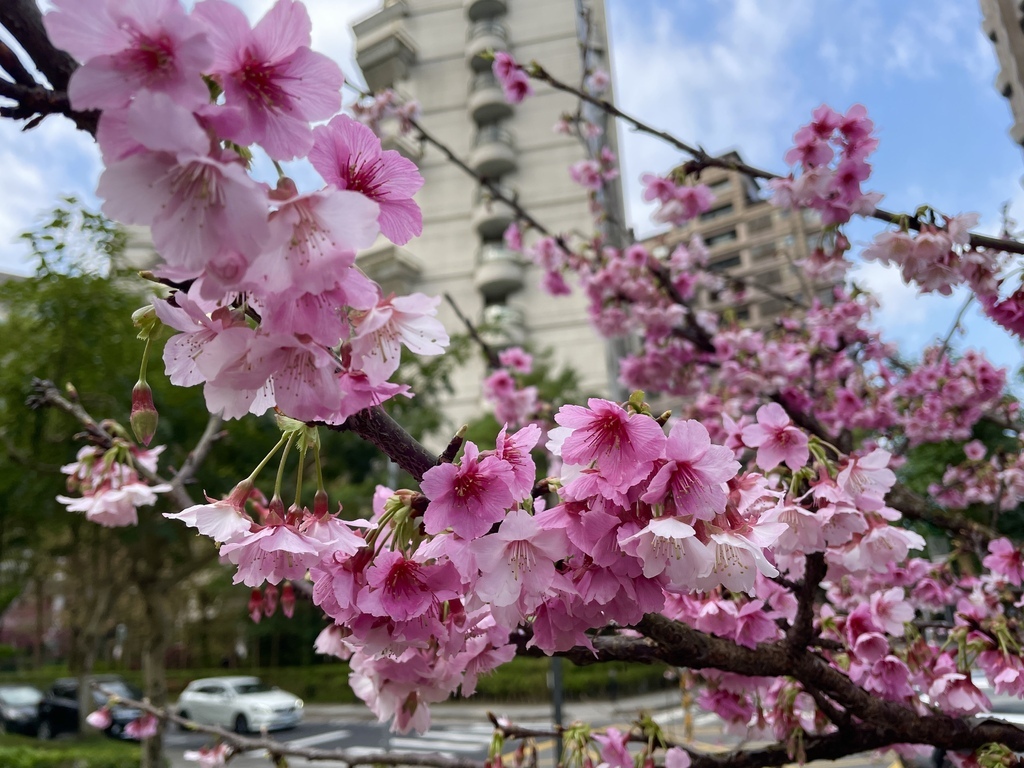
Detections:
[37, 676, 144, 740]
[0, 684, 43, 736]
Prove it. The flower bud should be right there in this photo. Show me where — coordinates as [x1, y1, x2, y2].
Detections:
[282, 582, 295, 618]
[86, 707, 112, 729]
[248, 589, 263, 623]
[130, 380, 159, 446]
[263, 583, 279, 617]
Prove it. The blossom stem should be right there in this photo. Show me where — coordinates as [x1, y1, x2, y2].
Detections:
[273, 431, 297, 502]
[294, 439, 307, 508]
[313, 439, 325, 494]
[243, 433, 290, 489]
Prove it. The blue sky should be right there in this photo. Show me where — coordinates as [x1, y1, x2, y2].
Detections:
[0, 0, 1020, 376]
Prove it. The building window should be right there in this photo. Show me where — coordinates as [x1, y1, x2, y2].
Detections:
[709, 179, 731, 195]
[708, 253, 742, 272]
[801, 209, 820, 226]
[747, 214, 772, 233]
[700, 204, 734, 222]
[705, 229, 737, 248]
[758, 268, 781, 285]
[734, 306, 751, 322]
[750, 242, 776, 261]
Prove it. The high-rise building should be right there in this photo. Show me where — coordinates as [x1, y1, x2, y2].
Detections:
[980, 0, 1024, 148]
[354, 0, 625, 429]
[641, 152, 831, 328]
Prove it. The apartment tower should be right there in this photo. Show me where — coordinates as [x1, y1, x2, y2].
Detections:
[642, 153, 831, 327]
[354, 0, 624, 429]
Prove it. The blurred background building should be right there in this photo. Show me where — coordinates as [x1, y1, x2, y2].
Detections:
[980, 0, 1024, 149]
[353, 0, 626, 427]
[642, 152, 832, 328]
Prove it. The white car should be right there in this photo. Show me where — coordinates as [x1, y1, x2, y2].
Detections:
[175, 676, 303, 733]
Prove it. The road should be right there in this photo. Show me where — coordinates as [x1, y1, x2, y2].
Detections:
[165, 717, 524, 767]
[164, 704, 906, 768]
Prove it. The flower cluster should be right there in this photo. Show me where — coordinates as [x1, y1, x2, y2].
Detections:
[57, 444, 171, 528]
[45, 0, 447, 426]
[768, 104, 883, 226]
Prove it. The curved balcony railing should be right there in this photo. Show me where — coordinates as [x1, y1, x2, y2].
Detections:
[469, 124, 517, 178]
[480, 303, 527, 348]
[466, 20, 509, 71]
[474, 243, 524, 299]
[464, 0, 508, 24]
[468, 71, 513, 124]
[471, 184, 516, 239]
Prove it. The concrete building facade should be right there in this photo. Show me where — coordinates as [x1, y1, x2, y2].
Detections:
[354, 0, 624, 429]
[980, 0, 1024, 148]
[642, 153, 830, 328]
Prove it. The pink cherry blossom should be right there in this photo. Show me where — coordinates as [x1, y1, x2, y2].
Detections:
[310, 115, 424, 245]
[163, 479, 255, 542]
[45, 0, 213, 110]
[741, 403, 809, 472]
[983, 538, 1024, 586]
[349, 293, 449, 384]
[470, 509, 568, 608]
[641, 419, 739, 520]
[551, 399, 666, 492]
[421, 442, 516, 540]
[194, 0, 342, 159]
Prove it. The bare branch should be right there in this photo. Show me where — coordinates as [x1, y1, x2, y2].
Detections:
[524, 62, 1024, 258]
[172, 412, 224, 490]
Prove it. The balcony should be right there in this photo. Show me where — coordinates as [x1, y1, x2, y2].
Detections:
[475, 243, 524, 299]
[468, 71, 513, 124]
[464, 0, 508, 22]
[480, 303, 527, 348]
[466, 20, 508, 71]
[471, 184, 516, 239]
[469, 125, 517, 177]
[354, 2, 417, 92]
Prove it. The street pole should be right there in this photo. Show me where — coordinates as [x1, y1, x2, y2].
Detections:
[550, 657, 564, 766]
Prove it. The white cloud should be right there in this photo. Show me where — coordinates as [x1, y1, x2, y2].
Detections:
[609, 0, 812, 235]
[0, 118, 100, 276]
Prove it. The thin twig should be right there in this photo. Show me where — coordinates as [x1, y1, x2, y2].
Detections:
[524, 62, 1024, 257]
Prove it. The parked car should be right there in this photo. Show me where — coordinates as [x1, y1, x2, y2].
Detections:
[0, 684, 43, 736]
[175, 676, 303, 733]
[37, 676, 144, 740]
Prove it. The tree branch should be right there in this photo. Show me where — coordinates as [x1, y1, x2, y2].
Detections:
[524, 63, 1024, 258]
[172, 412, 224, 490]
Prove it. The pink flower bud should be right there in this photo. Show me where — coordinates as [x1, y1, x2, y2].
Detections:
[248, 589, 263, 623]
[282, 582, 296, 618]
[263, 583, 279, 617]
[130, 380, 159, 446]
[86, 707, 112, 729]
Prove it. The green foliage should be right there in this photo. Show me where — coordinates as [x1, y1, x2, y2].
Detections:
[0, 734, 138, 768]
[0, 657, 671, 704]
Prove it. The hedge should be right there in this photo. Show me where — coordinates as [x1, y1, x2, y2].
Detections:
[0, 734, 139, 768]
[0, 657, 673, 704]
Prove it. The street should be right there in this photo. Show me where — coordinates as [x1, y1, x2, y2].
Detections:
[165, 717, 517, 767]
[163, 702, 906, 768]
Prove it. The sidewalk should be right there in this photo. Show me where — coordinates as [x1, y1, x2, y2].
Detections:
[303, 688, 684, 726]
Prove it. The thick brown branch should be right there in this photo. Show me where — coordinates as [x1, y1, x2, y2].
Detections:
[0, 0, 76, 92]
[886, 482, 997, 545]
[0, 38, 35, 86]
[330, 406, 437, 482]
[788, 552, 826, 651]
